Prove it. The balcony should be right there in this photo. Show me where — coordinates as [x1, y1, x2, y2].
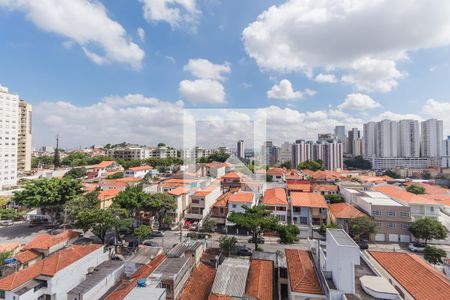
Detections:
[185, 213, 203, 220]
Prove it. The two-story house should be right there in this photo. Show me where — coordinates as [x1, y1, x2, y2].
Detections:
[124, 165, 154, 178]
[185, 183, 221, 226]
[226, 192, 256, 234]
[263, 188, 288, 224]
[290, 192, 328, 226]
[167, 186, 190, 224]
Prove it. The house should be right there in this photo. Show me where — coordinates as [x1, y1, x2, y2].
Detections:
[67, 260, 125, 300]
[291, 192, 328, 226]
[263, 188, 288, 224]
[312, 184, 338, 195]
[354, 191, 412, 242]
[21, 230, 80, 257]
[206, 162, 229, 178]
[14, 250, 42, 269]
[226, 192, 256, 234]
[210, 258, 251, 298]
[368, 251, 450, 300]
[374, 185, 442, 221]
[0, 244, 106, 300]
[85, 161, 123, 179]
[98, 189, 121, 209]
[244, 259, 274, 300]
[284, 249, 325, 299]
[185, 182, 221, 226]
[267, 168, 285, 183]
[287, 183, 311, 195]
[328, 203, 366, 230]
[124, 165, 154, 178]
[158, 178, 202, 193]
[168, 186, 190, 224]
[124, 246, 163, 277]
[209, 192, 232, 230]
[221, 172, 242, 192]
[178, 262, 216, 300]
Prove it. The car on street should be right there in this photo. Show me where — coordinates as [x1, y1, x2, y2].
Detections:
[142, 240, 159, 247]
[237, 246, 253, 256]
[248, 236, 265, 244]
[408, 241, 426, 252]
[187, 232, 211, 239]
[151, 231, 165, 237]
[0, 220, 14, 226]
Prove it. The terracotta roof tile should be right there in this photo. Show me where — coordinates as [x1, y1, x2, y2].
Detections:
[104, 254, 165, 300]
[287, 183, 311, 192]
[128, 165, 152, 171]
[23, 230, 80, 251]
[369, 251, 450, 300]
[0, 242, 20, 253]
[168, 186, 190, 196]
[221, 172, 241, 179]
[88, 161, 116, 169]
[228, 192, 254, 203]
[15, 250, 41, 264]
[114, 177, 143, 183]
[245, 259, 273, 300]
[208, 294, 231, 300]
[179, 263, 216, 300]
[374, 185, 441, 205]
[291, 192, 328, 208]
[285, 249, 323, 295]
[98, 189, 121, 201]
[263, 188, 288, 206]
[312, 184, 338, 192]
[267, 168, 285, 176]
[213, 192, 232, 208]
[329, 203, 366, 219]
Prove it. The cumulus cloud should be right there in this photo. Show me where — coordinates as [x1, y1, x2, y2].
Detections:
[140, 0, 200, 30]
[338, 93, 381, 111]
[183, 59, 231, 81]
[137, 27, 145, 42]
[0, 0, 145, 69]
[267, 79, 303, 100]
[314, 73, 338, 83]
[179, 79, 226, 104]
[243, 0, 450, 92]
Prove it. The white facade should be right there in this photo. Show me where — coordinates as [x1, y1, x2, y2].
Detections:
[441, 137, 450, 168]
[237, 140, 244, 159]
[363, 122, 376, 157]
[369, 157, 438, 170]
[376, 120, 399, 158]
[421, 119, 443, 158]
[0, 85, 19, 190]
[107, 147, 150, 160]
[334, 125, 346, 152]
[399, 120, 420, 158]
[17, 100, 32, 172]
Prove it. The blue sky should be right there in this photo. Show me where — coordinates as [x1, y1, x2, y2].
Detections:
[1, 0, 450, 148]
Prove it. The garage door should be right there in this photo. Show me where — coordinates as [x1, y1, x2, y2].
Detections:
[374, 234, 385, 242]
[400, 235, 411, 243]
[389, 234, 399, 242]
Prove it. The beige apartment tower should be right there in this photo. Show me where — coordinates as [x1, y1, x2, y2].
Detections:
[17, 100, 32, 172]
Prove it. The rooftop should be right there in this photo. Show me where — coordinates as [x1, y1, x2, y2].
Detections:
[285, 249, 323, 295]
[245, 259, 273, 300]
[128, 165, 152, 171]
[23, 230, 80, 251]
[328, 203, 366, 219]
[167, 240, 203, 258]
[211, 258, 250, 297]
[151, 256, 190, 279]
[287, 183, 311, 191]
[178, 263, 216, 300]
[168, 186, 190, 196]
[312, 184, 338, 192]
[127, 246, 163, 265]
[359, 196, 403, 207]
[291, 192, 327, 208]
[14, 250, 41, 264]
[228, 192, 254, 203]
[374, 185, 440, 205]
[263, 188, 288, 206]
[68, 260, 124, 295]
[327, 229, 359, 248]
[369, 251, 450, 300]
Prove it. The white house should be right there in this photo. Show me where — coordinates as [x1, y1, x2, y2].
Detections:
[124, 166, 154, 178]
[263, 188, 288, 224]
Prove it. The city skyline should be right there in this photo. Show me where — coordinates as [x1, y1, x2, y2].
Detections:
[0, 1, 450, 148]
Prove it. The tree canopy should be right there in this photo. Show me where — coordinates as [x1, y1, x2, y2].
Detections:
[409, 218, 447, 244]
[324, 194, 345, 203]
[383, 170, 401, 179]
[348, 216, 376, 241]
[141, 193, 177, 229]
[406, 184, 426, 195]
[424, 245, 447, 265]
[227, 205, 278, 249]
[63, 167, 87, 179]
[344, 156, 372, 170]
[297, 160, 323, 171]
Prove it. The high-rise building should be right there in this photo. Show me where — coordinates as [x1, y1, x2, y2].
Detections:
[334, 126, 346, 152]
[17, 100, 32, 172]
[278, 141, 292, 164]
[0, 85, 19, 189]
[421, 119, 443, 158]
[291, 140, 312, 168]
[399, 120, 420, 158]
[237, 140, 244, 159]
[363, 122, 377, 157]
[442, 136, 450, 168]
[347, 128, 361, 156]
[318, 133, 333, 142]
[376, 120, 399, 157]
[322, 140, 344, 170]
[262, 141, 278, 166]
[292, 139, 343, 170]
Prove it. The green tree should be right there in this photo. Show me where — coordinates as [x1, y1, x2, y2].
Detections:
[406, 184, 426, 195]
[62, 191, 99, 226]
[318, 223, 338, 236]
[344, 156, 372, 170]
[62, 152, 89, 167]
[219, 236, 238, 256]
[424, 245, 447, 265]
[106, 172, 124, 179]
[348, 216, 376, 241]
[227, 205, 278, 250]
[32, 155, 53, 168]
[266, 174, 273, 182]
[0, 196, 9, 208]
[0, 251, 13, 265]
[141, 193, 177, 229]
[113, 185, 149, 222]
[13, 178, 84, 223]
[208, 151, 230, 163]
[134, 224, 152, 242]
[75, 207, 130, 243]
[63, 167, 87, 179]
[409, 218, 447, 244]
[201, 220, 216, 233]
[297, 160, 323, 171]
[324, 194, 345, 203]
[0, 208, 22, 221]
[53, 148, 61, 168]
[383, 170, 401, 179]
[422, 171, 432, 180]
[279, 161, 291, 169]
[277, 224, 300, 244]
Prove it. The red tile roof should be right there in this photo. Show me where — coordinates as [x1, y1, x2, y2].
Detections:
[0, 244, 101, 291]
[15, 250, 41, 264]
[0, 242, 20, 253]
[263, 188, 288, 206]
[212, 192, 232, 208]
[291, 192, 328, 208]
[221, 172, 241, 179]
[168, 186, 190, 196]
[228, 192, 254, 203]
[285, 249, 323, 295]
[206, 162, 230, 168]
[128, 165, 152, 171]
[179, 263, 216, 300]
[104, 254, 166, 300]
[89, 160, 116, 169]
[329, 203, 365, 219]
[23, 230, 80, 251]
[245, 259, 273, 300]
[267, 168, 285, 176]
[369, 251, 450, 300]
[374, 185, 441, 205]
[312, 184, 338, 192]
[208, 294, 231, 300]
[405, 182, 450, 195]
[98, 189, 121, 201]
[114, 177, 143, 183]
[287, 183, 311, 192]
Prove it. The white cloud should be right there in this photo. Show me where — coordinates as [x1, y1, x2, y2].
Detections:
[165, 55, 176, 64]
[338, 93, 381, 111]
[0, 0, 145, 69]
[314, 73, 338, 83]
[179, 79, 226, 104]
[137, 27, 145, 42]
[305, 88, 317, 96]
[243, 0, 450, 92]
[184, 59, 231, 81]
[267, 79, 303, 101]
[140, 0, 200, 30]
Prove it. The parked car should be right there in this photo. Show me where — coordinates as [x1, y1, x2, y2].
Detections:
[29, 218, 49, 227]
[237, 246, 253, 256]
[151, 231, 165, 237]
[0, 220, 14, 226]
[248, 236, 265, 244]
[357, 240, 369, 250]
[187, 232, 211, 239]
[142, 240, 159, 247]
[408, 242, 426, 252]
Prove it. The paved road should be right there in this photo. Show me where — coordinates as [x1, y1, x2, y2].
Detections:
[0, 222, 48, 244]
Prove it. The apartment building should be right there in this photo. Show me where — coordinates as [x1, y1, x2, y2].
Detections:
[0, 85, 19, 190]
[107, 146, 150, 160]
[185, 183, 221, 225]
[399, 120, 420, 158]
[291, 139, 343, 170]
[353, 191, 411, 242]
[124, 165, 153, 178]
[167, 187, 190, 224]
[17, 100, 32, 172]
[237, 140, 244, 159]
[421, 118, 443, 158]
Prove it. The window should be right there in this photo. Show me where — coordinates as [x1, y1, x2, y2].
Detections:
[372, 210, 381, 216]
[385, 223, 395, 228]
[232, 204, 236, 208]
[399, 211, 409, 217]
[400, 223, 409, 229]
[386, 211, 395, 217]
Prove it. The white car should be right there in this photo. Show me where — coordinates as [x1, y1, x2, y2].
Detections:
[408, 242, 426, 252]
